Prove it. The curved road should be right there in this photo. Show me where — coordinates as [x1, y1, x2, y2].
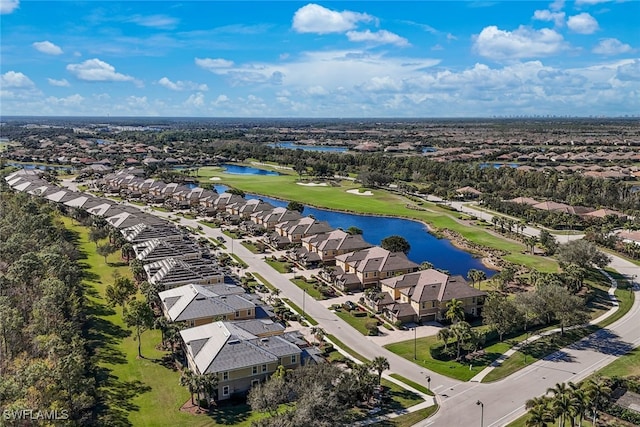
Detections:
[62, 181, 640, 427]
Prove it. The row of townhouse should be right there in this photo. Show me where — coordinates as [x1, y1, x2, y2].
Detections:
[4, 169, 308, 402]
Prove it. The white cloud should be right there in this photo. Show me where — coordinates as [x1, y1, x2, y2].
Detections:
[1, 71, 35, 88]
[473, 26, 568, 60]
[184, 92, 205, 107]
[33, 41, 63, 55]
[616, 60, 640, 81]
[66, 58, 135, 82]
[575, 0, 612, 5]
[195, 58, 234, 70]
[158, 77, 208, 91]
[214, 94, 230, 105]
[47, 78, 70, 87]
[0, 0, 19, 14]
[46, 94, 85, 107]
[567, 13, 599, 34]
[292, 3, 374, 34]
[550, 0, 565, 12]
[532, 10, 565, 27]
[127, 14, 178, 29]
[346, 30, 409, 47]
[592, 38, 633, 55]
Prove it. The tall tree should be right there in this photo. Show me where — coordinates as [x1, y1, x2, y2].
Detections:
[467, 269, 487, 289]
[287, 201, 304, 214]
[482, 293, 523, 341]
[368, 356, 390, 385]
[96, 242, 115, 263]
[123, 299, 155, 358]
[557, 240, 611, 270]
[380, 235, 411, 254]
[105, 277, 137, 308]
[445, 298, 465, 324]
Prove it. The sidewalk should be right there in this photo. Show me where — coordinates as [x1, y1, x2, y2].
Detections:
[469, 269, 620, 382]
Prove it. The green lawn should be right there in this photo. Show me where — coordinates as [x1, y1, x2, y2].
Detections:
[251, 273, 277, 292]
[197, 166, 557, 272]
[326, 334, 369, 363]
[483, 281, 635, 383]
[389, 374, 434, 396]
[240, 241, 262, 253]
[379, 378, 424, 412]
[265, 258, 292, 273]
[230, 253, 248, 268]
[381, 406, 439, 427]
[290, 278, 326, 300]
[62, 217, 263, 427]
[334, 308, 378, 336]
[385, 333, 505, 382]
[281, 298, 319, 326]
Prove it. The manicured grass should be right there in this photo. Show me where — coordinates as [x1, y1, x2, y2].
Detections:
[483, 272, 635, 383]
[380, 378, 424, 412]
[152, 206, 172, 212]
[265, 258, 292, 273]
[334, 309, 378, 336]
[251, 273, 277, 292]
[198, 220, 219, 229]
[597, 346, 640, 378]
[389, 374, 434, 396]
[383, 405, 438, 427]
[482, 326, 599, 383]
[326, 334, 369, 363]
[230, 253, 248, 268]
[385, 334, 506, 382]
[60, 217, 219, 426]
[241, 241, 262, 253]
[198, 167, 557, 272]
[290, 278, 326, 300]
[281, 298, 318, 325]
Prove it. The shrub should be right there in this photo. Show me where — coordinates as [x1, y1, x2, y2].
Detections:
[352, 311, 367, 317]
[365, 320, 379, 336]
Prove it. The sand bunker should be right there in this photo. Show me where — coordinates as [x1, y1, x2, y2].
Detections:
[209, 177, 221, 181]
[297, 182, 328, 187]
[346, 189, 373, 196]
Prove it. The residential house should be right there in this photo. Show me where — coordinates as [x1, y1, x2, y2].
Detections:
[332, 246, 419, 291]
[378, 269, 486, 324]
[301, 229, 372, 264]
[180, 321, 302, 400]
[273, 217, 333, 244]
[159, 284, 256, 327]
[144, 257, 224, 289]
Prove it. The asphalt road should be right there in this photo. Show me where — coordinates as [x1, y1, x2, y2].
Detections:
[62, 181, 640, 427]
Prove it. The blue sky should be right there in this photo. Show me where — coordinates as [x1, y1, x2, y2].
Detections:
[1, 0, 638, 117]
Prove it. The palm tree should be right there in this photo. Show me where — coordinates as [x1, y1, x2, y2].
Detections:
[547, 382, 576, 427]
[585, 377, 611, 427]
[468, 269, 487, 289]
[180, 369, 198, 406]
[526, 404, 554, 427]
[369, 356, 390, 385]
[450, 321, 472, 359]
[437, 327, 452, 352]
[525, 235, 539, 255]
[445, 298, 465, 324]
[121, 242, 134, 262]
[200, 373, 219, 407]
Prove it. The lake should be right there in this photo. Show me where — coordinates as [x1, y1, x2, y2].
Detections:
[269, 142, 349, 153]
[7, 162, 72, 171]
[214, 184, 494, 277]
[223, 164, 281, 176]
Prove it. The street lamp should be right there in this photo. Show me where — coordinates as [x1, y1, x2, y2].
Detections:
[412, 327, 417, 360]
[426, 376, 431, 391]
[302, 289, 306, 321]
[476, 400, 484, 427]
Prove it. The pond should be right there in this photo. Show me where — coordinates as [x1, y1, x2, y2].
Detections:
[214, 185, 494, 277]
[7, 162, 73, 171]
[222, 164, 281, 176]
[269, 142, 349, 153]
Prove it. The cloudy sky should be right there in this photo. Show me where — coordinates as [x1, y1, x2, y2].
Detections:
[1, 0, 638, 117]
